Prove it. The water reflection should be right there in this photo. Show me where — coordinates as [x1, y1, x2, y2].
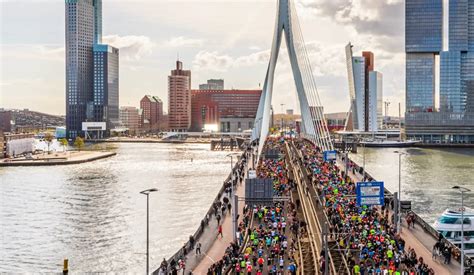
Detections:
[0, 143, 230, 273]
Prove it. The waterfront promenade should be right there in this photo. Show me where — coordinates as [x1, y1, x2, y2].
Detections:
[0, 151, 116, 166]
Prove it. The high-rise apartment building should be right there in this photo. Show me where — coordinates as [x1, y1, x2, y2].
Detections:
[346, 44, 383, 132]
[405, 0, 474, 143]
[168, 61, 191, 131]
[92, 44, 119, 135]
[65, 0, 118, 139]
[199, 79, 224, 90]
[140, 95, 163, 130]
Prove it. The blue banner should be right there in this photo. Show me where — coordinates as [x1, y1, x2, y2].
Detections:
[356, 181, 384, 206]
[323, 150, 337, 162]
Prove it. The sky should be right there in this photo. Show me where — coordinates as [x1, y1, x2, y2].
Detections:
[0, 0, 405, 116]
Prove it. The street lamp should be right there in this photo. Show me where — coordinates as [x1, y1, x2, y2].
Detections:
[139, 188, 158, 275]
[393, 150, 406, 234]
[226, 152, 240, 243]
[452, 185, 471, 275]
[362, 141, 366, 181]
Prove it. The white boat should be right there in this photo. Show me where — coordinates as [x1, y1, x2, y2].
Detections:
[433, 208, 474, 256]
[360, 139, 419, 148]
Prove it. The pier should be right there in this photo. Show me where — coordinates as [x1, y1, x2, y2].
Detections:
[158, 137, 471, 274]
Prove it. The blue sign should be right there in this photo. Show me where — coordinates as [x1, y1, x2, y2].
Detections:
[323, 150, 337, 162]
[356, 182, 384, 206]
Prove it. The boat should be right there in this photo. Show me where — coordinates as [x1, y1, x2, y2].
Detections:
[433, 208, 474, 256]
[360, 139, 419, 148]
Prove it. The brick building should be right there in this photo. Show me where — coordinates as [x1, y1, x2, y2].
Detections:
[140, 95, 163, 130]
[168, 61, 191, 131]
[190, 89, 262, 132]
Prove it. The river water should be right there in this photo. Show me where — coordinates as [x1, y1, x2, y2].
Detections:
[349, 147, 474, 224]
[1, 143, 473, 272]
[0, 143, 230, 273]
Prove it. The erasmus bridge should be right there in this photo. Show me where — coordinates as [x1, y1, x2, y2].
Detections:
[252, 0, 334, 155]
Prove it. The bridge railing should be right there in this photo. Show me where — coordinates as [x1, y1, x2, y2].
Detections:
[340, 153, 472, 267]
[154, 148, 250, 274]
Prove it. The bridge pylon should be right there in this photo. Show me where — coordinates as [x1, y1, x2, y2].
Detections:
[252, 0, 334, 155]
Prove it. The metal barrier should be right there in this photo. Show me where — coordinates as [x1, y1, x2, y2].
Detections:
[341, 153, 473, 267]
[154, 147, 251, 274]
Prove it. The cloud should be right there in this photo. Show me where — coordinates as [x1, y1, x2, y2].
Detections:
[192, 49, 270, 72]
[0, 44, 64, 62]
[300, 0, 404, 38]
[163, 36, 204, 48]
[103, 35, 154, 60]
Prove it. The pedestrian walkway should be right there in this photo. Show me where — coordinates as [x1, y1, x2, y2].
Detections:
[191, 178, 246, 274]
[400, 222, 461, 274]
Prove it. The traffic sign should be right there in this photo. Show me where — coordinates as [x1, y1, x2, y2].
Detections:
[323, 150, 337, 162]
[356, 181, 384, 206]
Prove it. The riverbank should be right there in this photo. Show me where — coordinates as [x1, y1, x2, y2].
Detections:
[0, 151, 116, 167]
[92, 137, 211, 144]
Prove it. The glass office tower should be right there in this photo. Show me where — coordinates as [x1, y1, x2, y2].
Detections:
[65, 0, 96, 139]
[66, 0, 111, 139]
[93, 44, 119, 138]
[406, 0, 474, 143]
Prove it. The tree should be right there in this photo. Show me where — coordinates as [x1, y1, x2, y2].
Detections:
[44, 133, 54, 154]
[59, 138, 68, 152]
[74, 137, 85, 151]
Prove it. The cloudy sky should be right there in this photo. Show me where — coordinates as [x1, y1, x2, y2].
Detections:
[0, 0, 405, 116]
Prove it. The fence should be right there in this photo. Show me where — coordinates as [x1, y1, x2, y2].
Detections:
[154, 146, 251, 274]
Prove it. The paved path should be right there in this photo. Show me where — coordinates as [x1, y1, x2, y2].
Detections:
[190, 156, 251, 274]
[401, 222, 461, 274]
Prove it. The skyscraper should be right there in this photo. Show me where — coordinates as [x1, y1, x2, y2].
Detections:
[346, 44, 383, 132]
[65, 0, 97, 138]
[92, 44, 119, 137]
[168, 61, 191, 131]
[406, 0, 474, 143]
[65, 0, 118, 139]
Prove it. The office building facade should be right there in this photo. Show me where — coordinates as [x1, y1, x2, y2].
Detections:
[199, 79, 224, 90]
[190, 89, 261, 132]
[92, 44, 119, 135]
[120, 106, 140, 133]
[406, 0, 474, 143]
[65, 0, 118, 139]
[168, 61, 191, 131]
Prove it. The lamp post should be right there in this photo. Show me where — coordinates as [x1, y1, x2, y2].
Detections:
[139, 188, 158, 275]
[226, 152, 240, 243]
[452, 185, 471, 275]
[362, 141, 366, 181]
[393, 151, 406, 234]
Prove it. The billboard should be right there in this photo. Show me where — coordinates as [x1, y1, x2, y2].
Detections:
[82, 122, 106, 131]
[356, 181, 384, 206]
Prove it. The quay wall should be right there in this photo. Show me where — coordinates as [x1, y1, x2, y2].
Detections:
[0, 152, 116, 167]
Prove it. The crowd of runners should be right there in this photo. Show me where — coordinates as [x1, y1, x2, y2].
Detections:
[206, 138, 298, 275]
[295, 140, 436, 274]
